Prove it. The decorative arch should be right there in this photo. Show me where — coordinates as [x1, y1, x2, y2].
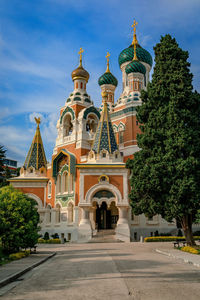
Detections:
[25, 193, 43, 209]
[118, 122, 125, 131]
[83, 106, 100, 120]
[85, 183, 122, 205]
[52, 149, 76, 178]
[60, 106, 75, 124]
[113, 124, 118, 132]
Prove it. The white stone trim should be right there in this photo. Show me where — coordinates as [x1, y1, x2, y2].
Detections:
[25, 193, 43, 209]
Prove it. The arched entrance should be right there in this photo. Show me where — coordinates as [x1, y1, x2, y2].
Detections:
[95, 201, 119, 230]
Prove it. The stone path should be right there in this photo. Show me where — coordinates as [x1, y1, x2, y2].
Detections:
[0, 242, 200, 300]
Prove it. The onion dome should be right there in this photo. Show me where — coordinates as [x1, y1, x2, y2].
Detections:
[98, 52, 118, 87]
[125, 60, 146, 75]
[24, 117, 47, 170]
[118, 20, 152, 67]
[71, 48, 90, 82]
[119, 44, 152, 67]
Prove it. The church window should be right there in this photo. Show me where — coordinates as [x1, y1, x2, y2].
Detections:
[64, 172, 68, 193]
[119, 131, 124, 144]
[57, 174, 61, 194]
[134, 82, 138, 90]
[84, 84, 86, 89]
[81, 82, 83, 89]
[115, 154, 118, 159]
[102, 152, 106, 158]
[76, 82, 78, 89]
[109, 94, 112, 101]
[86, 116, 98, 133]
[139, 82, 142, 90]
[63, 115, 73, 136]
[48, 181, 52, 197]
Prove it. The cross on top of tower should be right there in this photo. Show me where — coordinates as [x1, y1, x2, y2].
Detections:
[34, 117, 41, 127]
[131, 19, 138, 46]
[78, 47, 84, 66]
[131, 19, 138, 34]
[106, 52, 110, 73]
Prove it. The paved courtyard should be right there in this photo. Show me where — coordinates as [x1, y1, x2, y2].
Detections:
[1, 242, 200, 300]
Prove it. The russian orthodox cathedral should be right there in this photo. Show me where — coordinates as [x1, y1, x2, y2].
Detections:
[10, 21, 178, 242]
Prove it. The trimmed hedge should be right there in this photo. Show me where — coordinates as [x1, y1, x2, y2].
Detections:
[38, 238, 61, 244]
[144, 236, 200, 242]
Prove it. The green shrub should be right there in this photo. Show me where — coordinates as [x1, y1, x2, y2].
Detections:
[43, 232, 50, 240]
[144, 236, 200, 242]
[9, 250, 30, 261]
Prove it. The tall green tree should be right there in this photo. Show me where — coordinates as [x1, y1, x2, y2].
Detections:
[126, 34, 200, 246]
[0, 186, 40, 253]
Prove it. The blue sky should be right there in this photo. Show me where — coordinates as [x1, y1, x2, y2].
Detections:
[0, 0, 200, 166]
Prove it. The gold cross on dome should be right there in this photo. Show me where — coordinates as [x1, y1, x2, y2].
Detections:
[131, 19, 138, 34]
[106, 52, 110, 61]
[34, 117, 41, 125]
[78, 47, 84, 66]
[106, 52, 110, 73]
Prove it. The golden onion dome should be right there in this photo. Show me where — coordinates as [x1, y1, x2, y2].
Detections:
[71, 47, 90, 82]
[71, 65, 90, 82]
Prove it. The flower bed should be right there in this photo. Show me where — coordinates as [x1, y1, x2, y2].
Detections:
[38, 238, 61, 244]
[144, 236, 200, 242]
[181, 246, 200, 255]
[9, 250, 30, 261]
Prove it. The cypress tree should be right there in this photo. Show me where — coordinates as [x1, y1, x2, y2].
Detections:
[126, 34, 200, 245]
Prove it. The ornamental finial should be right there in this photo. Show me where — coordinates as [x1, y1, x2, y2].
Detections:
[131, 19, 138, 60]
[78, 47, 84, 67]
[34, 117, 41, 127]
[105, 52, 110, 73]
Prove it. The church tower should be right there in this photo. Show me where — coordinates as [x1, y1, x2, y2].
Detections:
[111, 20, 152, 160]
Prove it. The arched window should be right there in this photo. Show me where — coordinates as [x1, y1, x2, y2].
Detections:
[63, 115, 73, 136]
[68, 202, 74, 223]
[86, 115, 98, 133]
[109, 94, 112, 102]
[57, 174, 61, 194]
[55, 203, 61, 223]
[48, 181, 52, 197]
[84, 84, 86, 89]
[81, 82, 83, 89]
[64, 172, 68, 193]
[76, 82, 78, 89]
[119, 131, 124, 144]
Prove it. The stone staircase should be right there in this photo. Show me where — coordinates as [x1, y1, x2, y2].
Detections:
[89, 229, 124, 243]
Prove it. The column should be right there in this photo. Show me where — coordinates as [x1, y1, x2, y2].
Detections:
[78, 205, 92, 242]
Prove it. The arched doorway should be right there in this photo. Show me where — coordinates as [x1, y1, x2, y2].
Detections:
[95, 201, 118, 230]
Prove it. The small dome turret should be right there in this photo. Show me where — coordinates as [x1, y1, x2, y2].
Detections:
[98, 52, 118, 87]
[71, 48, 90, 82]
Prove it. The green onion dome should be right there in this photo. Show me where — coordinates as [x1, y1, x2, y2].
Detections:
[118, 44, 152, 67]
[98, 72, 118, 87]
[125, 60, 146, 75]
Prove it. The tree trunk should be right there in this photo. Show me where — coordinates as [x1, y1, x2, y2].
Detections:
[180, 214, 196, 246]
